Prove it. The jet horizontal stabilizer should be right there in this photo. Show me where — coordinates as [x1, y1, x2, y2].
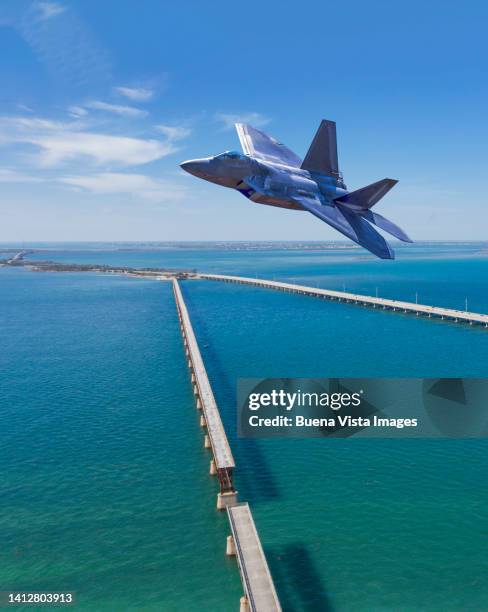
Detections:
[358, 209, 413, 243]
[334, 178, 397, 210]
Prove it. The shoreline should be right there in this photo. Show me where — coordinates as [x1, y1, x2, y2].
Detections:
[1, 255, 197, 279]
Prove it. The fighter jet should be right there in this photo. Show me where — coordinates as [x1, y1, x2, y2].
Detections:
[180, 121, 412, 259]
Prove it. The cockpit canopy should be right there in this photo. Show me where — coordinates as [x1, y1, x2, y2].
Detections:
[216, 150, 245, 160]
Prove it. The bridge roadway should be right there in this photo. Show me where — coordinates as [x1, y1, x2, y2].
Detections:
[173, 279, 235, 499]
[199, 274, 488, 328]
[227, 503, 282, 612]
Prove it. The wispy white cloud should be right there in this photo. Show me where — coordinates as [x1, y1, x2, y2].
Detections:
[0, 109, 193, 212]
[0, 116, 68, 135]
[155, 124, 192, 141]
[0, 115, 176, 167]
[17, 103, 34, 113]
[115, 86, 154, 102]
[15, 1, 112, 88]
[85, 100, 148, 117]
[59, 172, 187, 202]
[36, 133, 168, 167]
[0, 169, 45, 183]
[215, 111, 270, 130]
[68, 105, 88, 118]
[35, 2, 66, 21]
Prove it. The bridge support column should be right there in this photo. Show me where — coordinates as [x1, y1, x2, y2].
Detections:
[204, 434, 211, 448]
[226, 535, 236, 556]
[200, 414, 206, 427]
[240, 596, 250, 612]
[217, 491, 238, 510]
[210, 459, 217, 475]
[196, 397, 202, 410]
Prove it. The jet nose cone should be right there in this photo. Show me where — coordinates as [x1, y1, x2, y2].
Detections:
[180, 158, 208, 177]
[180, 160, 197, 174]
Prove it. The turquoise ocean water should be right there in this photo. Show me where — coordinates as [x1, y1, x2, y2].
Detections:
[1, 243, 487, 611]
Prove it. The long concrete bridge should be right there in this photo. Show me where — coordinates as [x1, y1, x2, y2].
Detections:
[173, 278, 236, 508]
[198, 273, 488, 328]
[173, 279, 281, 611]
[6, 250, 27, 264]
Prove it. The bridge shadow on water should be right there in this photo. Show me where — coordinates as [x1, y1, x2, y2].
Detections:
[267, 542, 334, 612]
[181, 284, 281, 504]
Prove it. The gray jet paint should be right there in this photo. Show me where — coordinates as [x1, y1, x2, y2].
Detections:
[180, 120, 412, 259]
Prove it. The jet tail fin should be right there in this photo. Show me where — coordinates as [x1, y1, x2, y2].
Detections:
[301, 120, 340, 177]
[334, 178, 397, 209]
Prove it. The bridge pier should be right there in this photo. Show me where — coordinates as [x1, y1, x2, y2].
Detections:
[240, 596, 250, 612]
[217, 491, 238, 510]
[210, 459, 217, 475]
[226, 535, 236, 556]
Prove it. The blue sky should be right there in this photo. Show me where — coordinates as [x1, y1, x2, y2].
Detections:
[0, 0, 487, 241]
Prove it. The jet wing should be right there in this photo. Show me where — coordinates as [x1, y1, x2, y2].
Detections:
[236, 123, 302, 167]
[291, 194, 394, 259]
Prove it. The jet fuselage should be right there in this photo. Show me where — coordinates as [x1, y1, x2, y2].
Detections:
[180, 151, 347, 211]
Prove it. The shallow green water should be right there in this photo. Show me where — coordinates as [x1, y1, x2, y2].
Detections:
[182, 279, 488, 611]
[0, 269, 241, 611]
